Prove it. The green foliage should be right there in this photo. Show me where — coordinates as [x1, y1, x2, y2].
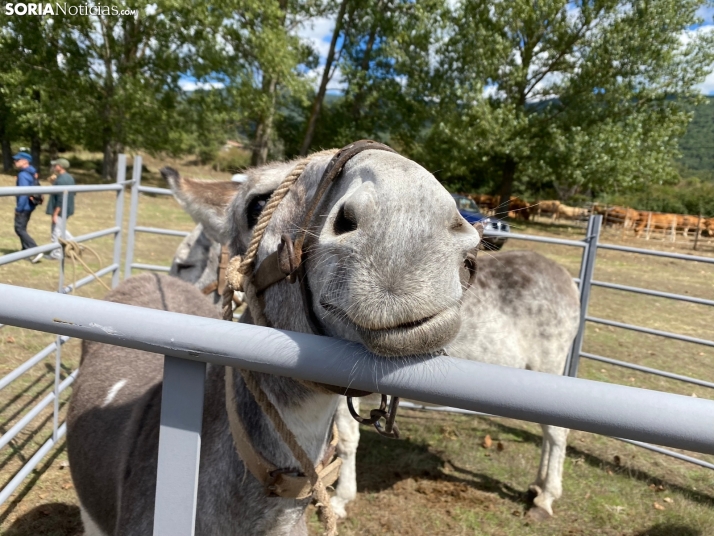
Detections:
[607, 179, 714, 217]
[679, 96, 714, 178]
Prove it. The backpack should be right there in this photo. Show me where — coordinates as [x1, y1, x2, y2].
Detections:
[29, 174, 43, 206]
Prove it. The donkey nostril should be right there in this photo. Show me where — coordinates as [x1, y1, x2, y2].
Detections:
[333, 204, 358, 235]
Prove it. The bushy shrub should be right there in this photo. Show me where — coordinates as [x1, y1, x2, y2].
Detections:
[211, 147, 251, 173]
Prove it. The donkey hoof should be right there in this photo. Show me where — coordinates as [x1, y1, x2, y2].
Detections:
[525, 506, 552, 522]
[526, 484, 542, 503]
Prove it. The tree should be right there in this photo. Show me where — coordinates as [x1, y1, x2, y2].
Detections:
[403, 0, 714, 204]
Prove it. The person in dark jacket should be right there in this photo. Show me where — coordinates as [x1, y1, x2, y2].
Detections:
[13, 151, 43, 263]
[45, 158, 75, 260]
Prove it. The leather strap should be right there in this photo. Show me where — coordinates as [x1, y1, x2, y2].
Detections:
[225, 366, 343, 499]
[217, 245, 230, 295]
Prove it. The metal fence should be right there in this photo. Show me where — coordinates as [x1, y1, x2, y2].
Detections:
[124, 157, 189, 277]
[0, 154, 713, 527]
[0, 154, 134, 505]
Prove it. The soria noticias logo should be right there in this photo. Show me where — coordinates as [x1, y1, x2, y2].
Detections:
[4, 3, 138, 16]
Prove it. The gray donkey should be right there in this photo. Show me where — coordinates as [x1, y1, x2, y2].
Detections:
[67, 146, 484, 535]
[170, 216, 580, 520]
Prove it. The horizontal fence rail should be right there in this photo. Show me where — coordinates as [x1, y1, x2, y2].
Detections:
[1, 283, 714, 455]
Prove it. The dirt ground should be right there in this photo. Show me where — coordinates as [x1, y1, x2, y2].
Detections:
[1, 160, 714, 535]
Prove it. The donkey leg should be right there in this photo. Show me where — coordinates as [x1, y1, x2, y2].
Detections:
[331, 397, 360, 518]
[529, 427, 552, 497]
[530, 424, 569, 517]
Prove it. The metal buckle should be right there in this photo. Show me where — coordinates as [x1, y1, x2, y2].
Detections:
[265, 467, 303, 496]
[346, 394, 400, 439]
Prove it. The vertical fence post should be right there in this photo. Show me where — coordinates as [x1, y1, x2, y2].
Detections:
[566, 214, 602, 378]
[153, 355, 206, 536]
[124, 155, 142, 280]
[693, 214, 702, 251]
[113, 155, 127, 287]
[53, 191, 69, 442]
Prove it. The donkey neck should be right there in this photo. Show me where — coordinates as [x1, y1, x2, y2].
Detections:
[231, 370, 340, 469]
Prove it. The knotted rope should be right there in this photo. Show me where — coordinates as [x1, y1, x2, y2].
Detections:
[220, 155, 340, 535]
[58, 238, 111, 292]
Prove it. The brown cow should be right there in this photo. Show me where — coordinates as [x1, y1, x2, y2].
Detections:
[676, 215, 705, 238]
[508, 197, 531, 220]
[537, 200, 561, 222]
[634, 212, 678, 239]
[557, 204, 588, 221]
[606, 206, 639, 229]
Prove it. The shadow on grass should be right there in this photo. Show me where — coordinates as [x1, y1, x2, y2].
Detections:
[634, 524, 701, 536]
[355, 428, 528, 508]
[0, 441, 68, 530]
[483, 419, 714, 509]
[2, 503, 82, 536]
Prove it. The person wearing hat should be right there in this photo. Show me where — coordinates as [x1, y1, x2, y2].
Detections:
[45, 157, 76, 260]
[12, 151, 43, 263]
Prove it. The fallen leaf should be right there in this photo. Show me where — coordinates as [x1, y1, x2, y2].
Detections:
[59, 461, 69, 469]
[653, 502, 665, 511]
[61, 483, 73, 490]
[656, 485, 666, 492]
[649, 484, 656, 490]
[663, 497, 673, 504]
[600, 368, 606, 373]
[482, 435, 492, 449]
[511, 510, 521, 517]
[497, 441, 504, 451]
[607, 469, 613, 476]
[585, 492, 591, 499]
[613, 455, 621, 466]
[5, 336, 15, 343]
[692, 393, 698, 398]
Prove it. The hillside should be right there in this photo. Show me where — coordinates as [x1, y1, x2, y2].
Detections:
[679, 96, 714, 178]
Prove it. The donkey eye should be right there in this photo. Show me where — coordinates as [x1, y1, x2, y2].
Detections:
[246, 194, 271, 228]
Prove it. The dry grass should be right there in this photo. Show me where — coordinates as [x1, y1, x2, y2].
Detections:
[1, 163, 714, 535]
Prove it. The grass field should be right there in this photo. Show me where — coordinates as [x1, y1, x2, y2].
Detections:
[1, 155, 713, 535]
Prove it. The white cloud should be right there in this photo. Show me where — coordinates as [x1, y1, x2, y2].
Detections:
[179, 79, 225, 91]
[295, 16, 335, 63]
[680, 25, 714, 95]
[696, 70, 714, 95]
[696, 6, 714, 25]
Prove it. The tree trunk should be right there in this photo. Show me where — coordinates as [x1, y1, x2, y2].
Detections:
[1, 137, 11, 172]
[251, 77, 278, 167]
[48, 139, 59, 162]
[299, 0, 349, 156]
[31, 135, 41, 172]
[351, 5, 381, 123]
[496, 156, 517, 220]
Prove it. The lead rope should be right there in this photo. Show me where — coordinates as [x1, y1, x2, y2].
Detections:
[220, 156, 339, 536]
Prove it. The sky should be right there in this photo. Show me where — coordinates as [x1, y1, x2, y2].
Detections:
[180, 4, 714, 96]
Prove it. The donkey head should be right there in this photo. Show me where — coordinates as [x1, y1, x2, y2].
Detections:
[165, 147, 481, 357]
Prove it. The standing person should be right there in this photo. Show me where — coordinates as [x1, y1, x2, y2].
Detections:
[45, 158, 75, 260]
[12, 151, 43, 263]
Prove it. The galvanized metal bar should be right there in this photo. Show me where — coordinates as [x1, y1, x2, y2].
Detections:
[597, 242, 714, 265]
[153, 356, 206, 536]
[586, 316, 714, 348]
[0, 336, 69, 391]
[62, 264, 118, 294]
[0, 422, 66, 506]
[0, 227, 120, 266]
[581, 351, 714, 389]
[564, 217, 594, 373]
[124, 156, 142, 280]
[2, 284, 714, 455]
[53, 192, 69, 442]
[401, 402, 714, 470]
[113, 155, 127, 287]
[615, 438, 714, 470]
[567, 215, 602, 377]
[0, 370, 76, 451]
[591, 280, 714, 307]
[0, 392, 55, 451]
[130, 263, 171, 272]
[0, 184, 123, 196]
[138, 186, 174, 196]
[483, 229, 587, 248]
[134, 226, 191, 237]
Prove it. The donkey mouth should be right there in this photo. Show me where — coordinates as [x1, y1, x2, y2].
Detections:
[320, 301, 461, 357]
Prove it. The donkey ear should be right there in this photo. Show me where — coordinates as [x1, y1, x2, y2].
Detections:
[162, 167, 241, 243]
